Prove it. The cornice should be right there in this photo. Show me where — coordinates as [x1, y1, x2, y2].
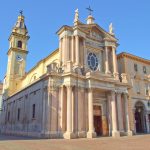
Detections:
[7, 47, 28, 55]
[56, 25, 73, 35]
[117, 52, 150, 65]
[24, 48, 59, 76]
[9, 32, 30, 41]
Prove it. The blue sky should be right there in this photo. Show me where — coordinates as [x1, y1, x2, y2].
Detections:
[0, 0, 150, 81]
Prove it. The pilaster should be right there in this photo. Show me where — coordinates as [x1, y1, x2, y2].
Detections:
[111, 91, 120, 137]
[63, 85, 76, 139]
[59, 38, 62, 65]
[116, 92, 124, 133]
[78, 87, 86, 138]
[71, 36, 74, 63]
[124, 93, 133, 136]
[87, 88, 96, 138]
[75, 35, 80, 66]
[105, 46, 110, 74]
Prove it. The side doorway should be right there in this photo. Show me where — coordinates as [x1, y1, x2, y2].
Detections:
[135, 102, 146, 133]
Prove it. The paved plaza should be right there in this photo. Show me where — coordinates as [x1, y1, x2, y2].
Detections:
[0, 134, 150, 150]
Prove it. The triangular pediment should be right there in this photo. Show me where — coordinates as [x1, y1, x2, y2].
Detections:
[79, 23, 117, 42]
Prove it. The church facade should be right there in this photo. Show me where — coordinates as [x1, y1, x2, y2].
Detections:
[0, 9, 143, 139]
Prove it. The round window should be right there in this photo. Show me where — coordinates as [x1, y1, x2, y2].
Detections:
[87, 52, 98, 71]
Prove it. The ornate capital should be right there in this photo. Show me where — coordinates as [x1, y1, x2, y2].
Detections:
[110, 90, 116, 96]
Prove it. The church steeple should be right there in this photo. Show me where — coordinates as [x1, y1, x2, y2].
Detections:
[9, 11, 29, 51]
[13, 11, 28, 33]
[4, 11, 30, 96]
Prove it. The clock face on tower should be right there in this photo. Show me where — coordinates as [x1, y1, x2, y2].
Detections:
[16, 55, 23, 62]
[87, 52, 99, 71]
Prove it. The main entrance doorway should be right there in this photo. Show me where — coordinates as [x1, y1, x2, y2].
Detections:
[93, 105, 102, 136]
[135, 102, 145, 133]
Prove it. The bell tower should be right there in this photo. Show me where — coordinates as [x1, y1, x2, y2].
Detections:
[5, 11, 29, 96]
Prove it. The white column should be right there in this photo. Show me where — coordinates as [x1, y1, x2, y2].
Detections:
[44, 85, 51, 136]
[71, 36, 74, 62]
[64, 86, 75, 139]
[75, 36, 80, 66]
[62, 37, 65, 64]
[63, 36, 67, 63]
[112, 47, 117, 73]
[83, 39, 86, 66]
[146, 114, 150, 133]
[111, 91, 120, 137]
[116, 93, 124, 132]
[74, 87, 78, 134]
[87, 88, 96, 138]
[105, 46, 110, 74]
[59, 86, 65, 132]
[67, 86, 72, 132]
[99, 50, 102, 72]
[59, 38, 62, 65]
[124, 93, 133, 136]
[78, 87, 86, 137]
[107, 94, 112, 136]
[112, 47, 119, 80]
[66, 36, 70, 61]
[41, 87, 47, 135]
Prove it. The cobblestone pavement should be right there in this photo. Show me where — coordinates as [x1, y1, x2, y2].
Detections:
[0, 134, 150, 150]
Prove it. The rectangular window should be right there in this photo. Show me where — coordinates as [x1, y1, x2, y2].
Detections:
[143, 66, 147, 74]
[17, 108, 20, 121]
[8, 111, 10, 121]
[32, 104, 35, 119]
[134, 64, 138, 72]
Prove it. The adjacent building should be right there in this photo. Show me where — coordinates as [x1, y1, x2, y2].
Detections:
[118, 52, 150, 134]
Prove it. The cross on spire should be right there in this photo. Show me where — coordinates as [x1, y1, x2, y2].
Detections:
[86, 6, 93, 15]
[19, 10, 23, 16]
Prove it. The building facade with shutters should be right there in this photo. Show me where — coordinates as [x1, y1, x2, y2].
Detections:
[1, 9, 149, 139]
[117, 53, 150, 134]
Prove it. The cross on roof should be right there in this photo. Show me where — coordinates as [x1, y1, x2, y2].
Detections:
[86, 6, 93, 15]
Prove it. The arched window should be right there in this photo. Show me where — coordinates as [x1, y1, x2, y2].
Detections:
[17, 41, 22, 48]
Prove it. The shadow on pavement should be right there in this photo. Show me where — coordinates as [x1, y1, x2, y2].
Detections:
[0, 134, 41, 141]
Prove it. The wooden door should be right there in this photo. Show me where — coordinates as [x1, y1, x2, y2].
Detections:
[135, 111, 143, 133]
[94, 115, 102, 136]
